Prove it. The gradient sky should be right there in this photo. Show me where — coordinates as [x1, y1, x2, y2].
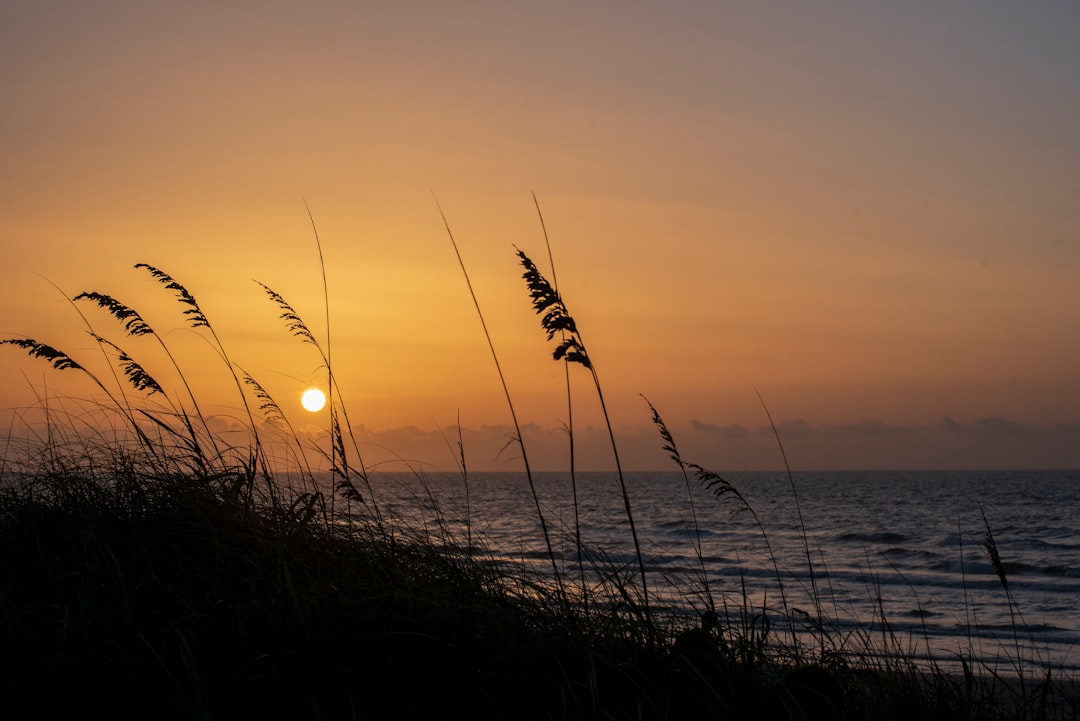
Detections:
[2, 1, 1078, 471]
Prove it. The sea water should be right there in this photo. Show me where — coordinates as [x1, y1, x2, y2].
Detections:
[359, 469, 1080, 674]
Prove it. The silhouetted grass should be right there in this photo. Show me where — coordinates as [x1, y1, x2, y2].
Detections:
[435, 194, 570, 618]
[2, 216, 1077, 720]
[516, 245, 652, 631]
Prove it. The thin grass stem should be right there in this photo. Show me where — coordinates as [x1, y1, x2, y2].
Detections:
[432, 192, 569, 615]
[533, 192, 588, 614]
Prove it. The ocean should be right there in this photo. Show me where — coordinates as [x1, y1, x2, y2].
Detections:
[356, 468, 1080, 674]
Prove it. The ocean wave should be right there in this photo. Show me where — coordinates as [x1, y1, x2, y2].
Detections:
[837, 531, 909, 544]
[881, 546, 939, 560]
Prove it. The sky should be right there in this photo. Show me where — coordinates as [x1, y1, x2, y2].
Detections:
[2, 1, 1078, 472]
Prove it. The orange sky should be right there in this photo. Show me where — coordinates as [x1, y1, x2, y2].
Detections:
[2, 2, 1078, 471]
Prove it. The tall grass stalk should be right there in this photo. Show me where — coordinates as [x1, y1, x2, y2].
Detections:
[455, 414, 472, 554]
[981, 506, 1044, 699]
[532, 193, 588, 614]
[236, 366, 317, 489]
[650, 416, 794, 652]
[755, 385, 822, 650]
[516, 246, 651, 628]
[253, 279, 373, 518]
[642, 395, 713, 612]
[433, 411, 473, 554]
[432, 194, 568, 613]
[957, 504, 977, 663]
[303, 203, 377, 520]
[644, 393, 843, 664]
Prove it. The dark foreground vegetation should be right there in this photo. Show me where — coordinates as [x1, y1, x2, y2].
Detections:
[5, 460, 1074, 721]
[2, 218, 1077, 719]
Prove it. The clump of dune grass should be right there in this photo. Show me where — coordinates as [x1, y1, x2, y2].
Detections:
[0, 337, 164, 463]
[73, 289, 222, 470]
[0, 445, 581, 719]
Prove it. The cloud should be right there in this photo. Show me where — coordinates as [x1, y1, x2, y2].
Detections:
[775, 418, 813, 439]
[681, 415, 1079, 471]
[4, 401, 1076, 474]
[345, 414, 1079, 472]
[688, 419, 750, 439]
[971, 415, 1022, 434]
[827, 420, 914, 438]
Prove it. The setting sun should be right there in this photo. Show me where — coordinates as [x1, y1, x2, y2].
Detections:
[301, 388, 326, 413]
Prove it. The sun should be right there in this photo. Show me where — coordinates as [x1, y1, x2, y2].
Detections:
[301, 387, 327, 412]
